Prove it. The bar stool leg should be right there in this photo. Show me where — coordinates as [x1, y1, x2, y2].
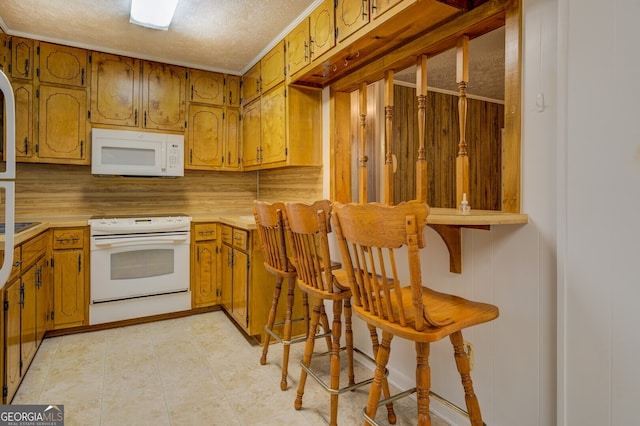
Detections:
[261, 276, 283, 365]
[280, 276, 296, 390]
[416, 341, 431, 426]
[329, 299, 344, 426]
[367, 324, 397, 424]
[295, 298, 323, 410]
[344, 299, 355, 387]
[364, 331, 394, 426]
[319, 303, 333, 351]
[450, 331, 483, 426]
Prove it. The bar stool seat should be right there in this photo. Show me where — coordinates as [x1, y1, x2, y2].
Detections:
[333, 200, 499, 426]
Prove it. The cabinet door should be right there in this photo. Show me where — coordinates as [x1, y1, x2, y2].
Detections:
[38, 42, 87, 87]
[21, 264, 37, 371]
[287, 18, 310, 77]
[241, 98, 261, 167]
[142, 61, 186, 131]
[90, 52, 140, 127]
[52, 249, 85, 329]
[232, 249, 248, 328]
[336, 0, 370, 42]
[9, 37, 33, 80]
[187, 104, 224, 169]
[220, 243, 232, 311]
[260, 84, 287, 165]
[225, 75, 241, 108]
[193, 240, 219, 308]
[5, 278, 22, 403]
[224, 107, 241, 169]
[12, 81, 36, 161]
[189, 69, 225, 106]
[371, 0, 403, 18]
[310, 0, 336, 60]
[242, 62, 261, 105]
[38, 85, 88, 163]
[260, 42, 285, 94]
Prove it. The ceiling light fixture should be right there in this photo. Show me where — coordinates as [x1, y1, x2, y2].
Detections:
[130, 0, 179, 30]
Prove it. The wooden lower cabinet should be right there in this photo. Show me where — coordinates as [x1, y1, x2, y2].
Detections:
[51, 228, 88, 329]
[220, 224, 306, 339]
[191, 223, 220, 308]
[3, 231, 49, 403]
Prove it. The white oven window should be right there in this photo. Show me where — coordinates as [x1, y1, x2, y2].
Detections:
[111, 248, 174, 280]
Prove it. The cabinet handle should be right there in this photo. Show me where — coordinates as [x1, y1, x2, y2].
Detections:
[13, 260, 22, 267]
[309, 38, 314, 59]
[372, 0, 377, 13]
[135, 109, 138, 126]
[229, 90, 233, 105]
[362, 0, 368, 19]
[80, 140, 84, 157]
[189, 149, 193, 164]
[24, 58, 30, 77]
[23, 137, 28, 153]
[144, 111, 147, 127]
[81, 68, 85, 85]
[304, 40, 309, 62]
[197, 246, 200, 262]
[191, 85, 194, 100]
[78, 254, 82, 272]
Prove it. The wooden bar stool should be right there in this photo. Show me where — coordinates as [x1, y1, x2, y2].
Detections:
[284, 201, 396, 426]
[333, 200, 499, 426]
[254, 200, 309, 391]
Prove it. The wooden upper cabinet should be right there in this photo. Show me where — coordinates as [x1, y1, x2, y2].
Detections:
[260, 42, 285, 94]
[287, 18, 310, 77]
[310, 0, 336, 60]
[336, 0, 370, 42]
[9, 37, 34, 80]
[371, 0, 403, 18]
[38, 85, 88, 164]
[142, 61, 186, 131]
[187, 104, 224, 169]
[189, 69, 224, 106]
[90, 52, 140, 127]
[242, 62, 261, 105]
[226, 75, 241, 107]
[241, 98, 261, 167]
[260, 84, 287, 165]
[12, 82, 36, 161]
[225, 107, 241, 169]
[37, 42, 87, 87]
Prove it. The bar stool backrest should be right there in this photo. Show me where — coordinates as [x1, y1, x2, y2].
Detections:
[254, 201, 295, 275]
[333, 200, 438, 332]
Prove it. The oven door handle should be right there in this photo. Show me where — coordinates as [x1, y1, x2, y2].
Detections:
[93, 236, 189, 248]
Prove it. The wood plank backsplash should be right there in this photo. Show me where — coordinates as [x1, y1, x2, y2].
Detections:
[11, 163, 323, 218]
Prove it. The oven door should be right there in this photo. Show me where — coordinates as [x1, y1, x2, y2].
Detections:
[90, 231, 190, 303]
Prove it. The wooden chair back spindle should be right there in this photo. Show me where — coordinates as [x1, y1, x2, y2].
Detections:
[254, 201, 295, 275]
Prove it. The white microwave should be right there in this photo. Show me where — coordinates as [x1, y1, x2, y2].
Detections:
[91, 128, 184, 177]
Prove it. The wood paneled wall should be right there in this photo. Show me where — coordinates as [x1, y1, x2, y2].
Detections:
[392, 85, 504, 209]
[13, 163, 258, 218]
[257, 166, 323, 203]
[10, 163, 323, 219]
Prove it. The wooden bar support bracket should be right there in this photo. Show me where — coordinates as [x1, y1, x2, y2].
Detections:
[428, 224, 490, 273]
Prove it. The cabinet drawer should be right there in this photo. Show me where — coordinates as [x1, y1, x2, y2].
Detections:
[221, 225, 233, 246]
[232, 229, 248, 251]
[53, 228, 84, 249]
[22, 232, 47, 269]
[194, 223, 217, 241]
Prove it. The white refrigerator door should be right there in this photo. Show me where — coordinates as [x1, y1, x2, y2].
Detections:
[0, 69, 16, 287]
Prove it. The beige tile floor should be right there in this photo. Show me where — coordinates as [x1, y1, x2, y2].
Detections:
[12, 311, 450, 426]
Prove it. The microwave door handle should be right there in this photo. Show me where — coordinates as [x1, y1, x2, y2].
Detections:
[93, 235, 189, 248]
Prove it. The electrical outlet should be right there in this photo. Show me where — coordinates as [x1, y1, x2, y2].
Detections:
[464, 341, 474, 371]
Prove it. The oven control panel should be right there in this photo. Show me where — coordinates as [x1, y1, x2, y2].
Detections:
[88, 216, 192, 235]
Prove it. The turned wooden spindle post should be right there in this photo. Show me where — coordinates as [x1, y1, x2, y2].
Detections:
[383, 70, 394, 206]
[415, 55, 428, 203]
[358, 82, 368, 204]
[456, 35, 470, 209]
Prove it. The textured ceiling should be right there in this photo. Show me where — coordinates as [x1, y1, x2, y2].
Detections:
[0, 0, 318, 75]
